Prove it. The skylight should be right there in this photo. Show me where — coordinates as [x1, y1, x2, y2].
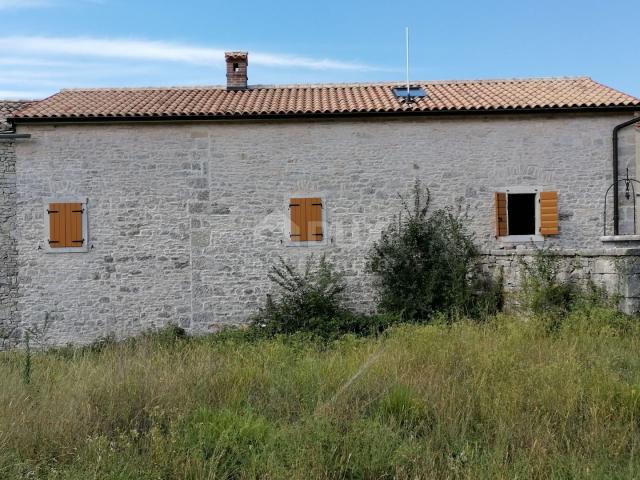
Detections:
[392, 86, 427, 99]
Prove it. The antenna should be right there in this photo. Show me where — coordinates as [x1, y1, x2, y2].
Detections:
[405, 27, 411, 103]
[406, 27, 410, 97]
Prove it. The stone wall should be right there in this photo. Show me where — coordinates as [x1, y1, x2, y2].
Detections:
[11, 111, 639, 345]
[0, 140, 18, 345]
[480, 248, 640, 313]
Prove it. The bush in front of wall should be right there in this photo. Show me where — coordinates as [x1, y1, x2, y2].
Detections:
[251, 255, 391, 338]
[519, 249, 618, 330]
[468, 265, 505, 320]
[367, 181, 483, 322]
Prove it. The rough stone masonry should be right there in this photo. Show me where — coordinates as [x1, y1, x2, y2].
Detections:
[1, 101, 32, 345]
[1, 111, 639, 346]
[0, 139, 18, 337]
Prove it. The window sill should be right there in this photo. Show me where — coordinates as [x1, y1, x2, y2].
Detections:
[285, 240, 329, 248]
[600, 235, 640, 243]
[499, 235, 544, 244]
[45, 245, 90, 254]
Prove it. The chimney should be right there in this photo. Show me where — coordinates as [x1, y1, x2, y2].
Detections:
[225, 51, 248, 90]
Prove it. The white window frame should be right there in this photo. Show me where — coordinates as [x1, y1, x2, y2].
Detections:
[284, 193, 329, 248]
[43, 196, 90, 253]
[499, 186, 544, 243]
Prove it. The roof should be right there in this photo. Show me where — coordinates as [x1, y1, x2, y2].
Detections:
[1, 100, 35, 130]
[10, 77, 640, 122]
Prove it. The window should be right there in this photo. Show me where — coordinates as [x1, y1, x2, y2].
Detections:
[392, 86, 427, 99]
[289, 197, 324, 243]
[494, 188, 559, 240]
[508, 193, 536, 235]
[44, 198, 89, 253]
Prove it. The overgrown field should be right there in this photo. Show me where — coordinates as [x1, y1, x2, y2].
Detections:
[2, 309, 640, 479]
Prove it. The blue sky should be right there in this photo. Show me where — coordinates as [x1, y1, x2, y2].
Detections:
[0, 0, 638, 99]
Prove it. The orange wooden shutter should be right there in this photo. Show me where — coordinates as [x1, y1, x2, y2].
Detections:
[66, 203, 84, 247]
[306, 198, 323, 241]
[290, 198, 306, 241]
[48, 203, 64, 248]
[494, 192, 508, 237]
[539, 191, 559, 235]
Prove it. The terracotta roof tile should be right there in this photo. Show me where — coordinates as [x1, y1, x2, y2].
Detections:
[10, 77, 640, 121]
[1, 100, 35, 130]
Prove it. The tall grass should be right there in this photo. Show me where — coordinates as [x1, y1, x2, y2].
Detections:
[2, 309, 640, 479]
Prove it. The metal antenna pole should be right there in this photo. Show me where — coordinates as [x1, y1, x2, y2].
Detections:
[406, 27, 410, 100]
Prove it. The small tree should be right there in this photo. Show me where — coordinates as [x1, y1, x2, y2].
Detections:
[367, 181, 479, 321]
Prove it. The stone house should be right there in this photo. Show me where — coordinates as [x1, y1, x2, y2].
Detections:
[1, 52, 640, 346]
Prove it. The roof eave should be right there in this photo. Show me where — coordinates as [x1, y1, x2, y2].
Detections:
[9, 104, 640, 125]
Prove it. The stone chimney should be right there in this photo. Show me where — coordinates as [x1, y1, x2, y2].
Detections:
[225, 51, 248, 90]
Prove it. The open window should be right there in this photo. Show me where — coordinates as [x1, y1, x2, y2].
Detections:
[494, 188, 558, 241]
[44, 198, 89, 253]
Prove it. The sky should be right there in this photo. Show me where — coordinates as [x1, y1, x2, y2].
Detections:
[0, 0, 638, 100]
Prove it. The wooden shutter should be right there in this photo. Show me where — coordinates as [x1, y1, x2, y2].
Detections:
[306, 198, 323, 241]
[539, 191, 559, 235]
[290, 197, 323, 242]
[48, 202, 84, 248]
[290, 198, 306, 241]
[48, 203, 64, 248]
[494, 192, 508, 237]
[66, 203, 84, 247]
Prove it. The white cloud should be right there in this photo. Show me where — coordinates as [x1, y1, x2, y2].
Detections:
[0, 35, 379, 99]
[0, 89, 48, 99]
[0, 0, 101, 9]
[0, 57, 70, 67]
[0, 57, 100, 67]
[0, 36, 373, 71]
[0, 64, 159, 86]
[0, 0, 48, 8]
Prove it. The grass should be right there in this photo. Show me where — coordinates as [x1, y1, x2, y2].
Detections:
[2, 308, 640, 479]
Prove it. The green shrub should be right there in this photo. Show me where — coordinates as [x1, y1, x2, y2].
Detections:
[468, 266, 505, 320]
[141, 323, 187, 346]
[252, 255, 384, 338]
[519, 250, 620, 334]
[367, 181, 483, 321]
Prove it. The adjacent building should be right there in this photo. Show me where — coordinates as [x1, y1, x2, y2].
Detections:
[1, 101, 33, 343]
